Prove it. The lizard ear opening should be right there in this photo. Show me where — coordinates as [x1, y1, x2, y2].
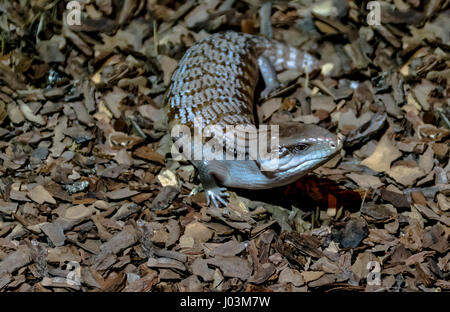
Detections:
[255, 157, 280, 173]
[256, 146, 293, 173]
[255, 159, 278, 177]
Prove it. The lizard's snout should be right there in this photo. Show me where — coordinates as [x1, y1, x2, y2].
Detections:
[325, 134, 343, 155]
[334, 134, 344, 151]
[336, 134, 344, 150]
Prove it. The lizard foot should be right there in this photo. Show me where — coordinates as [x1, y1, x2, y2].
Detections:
[260, 82, 281, 99]
[205, 187, 229, 207]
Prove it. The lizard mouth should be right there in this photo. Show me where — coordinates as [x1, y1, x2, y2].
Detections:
[278, 155, 330, 172]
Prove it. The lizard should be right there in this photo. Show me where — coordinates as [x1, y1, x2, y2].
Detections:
[165, 31, 342, 207]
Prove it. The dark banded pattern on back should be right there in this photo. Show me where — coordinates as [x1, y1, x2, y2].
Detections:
[166, 32, 263, 130]
[165, 31, 319, 157]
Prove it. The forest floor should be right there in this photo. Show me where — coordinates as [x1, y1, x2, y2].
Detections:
[0, 0, 449, 292]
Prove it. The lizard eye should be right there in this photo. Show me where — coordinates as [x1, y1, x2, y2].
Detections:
[294, 144, 309, 152]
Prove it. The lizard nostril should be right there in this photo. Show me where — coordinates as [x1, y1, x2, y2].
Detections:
[330, 142, 336, 148]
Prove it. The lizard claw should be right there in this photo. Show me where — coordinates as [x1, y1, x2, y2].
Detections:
[261, 82, 281, 99]
[206, 187, 229, 207]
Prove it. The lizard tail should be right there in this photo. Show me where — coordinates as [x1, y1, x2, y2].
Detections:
[254, 36, 319, 73]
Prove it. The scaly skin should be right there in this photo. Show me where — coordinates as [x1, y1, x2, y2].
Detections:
[165, 31, 342, 207]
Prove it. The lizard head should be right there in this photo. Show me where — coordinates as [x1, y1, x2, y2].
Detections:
[258, 123, 342, 176]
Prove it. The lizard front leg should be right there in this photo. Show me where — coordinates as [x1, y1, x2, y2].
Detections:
[195, 160, 230, 207]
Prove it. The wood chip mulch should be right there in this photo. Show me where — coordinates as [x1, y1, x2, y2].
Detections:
[0, 0, 449, 292]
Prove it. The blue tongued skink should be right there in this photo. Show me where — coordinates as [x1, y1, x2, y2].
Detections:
[165, 32, 343, 206]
